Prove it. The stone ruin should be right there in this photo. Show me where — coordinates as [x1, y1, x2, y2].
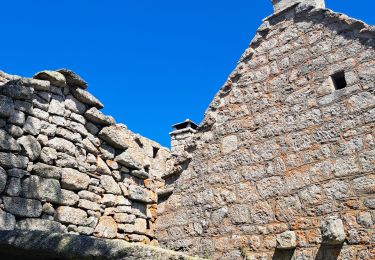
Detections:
[0, 0, 374, 259]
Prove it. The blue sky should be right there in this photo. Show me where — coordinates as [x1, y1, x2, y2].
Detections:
[1, 0, 374, 147]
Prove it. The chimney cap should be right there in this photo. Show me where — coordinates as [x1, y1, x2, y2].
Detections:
[172, 119, 198, 131]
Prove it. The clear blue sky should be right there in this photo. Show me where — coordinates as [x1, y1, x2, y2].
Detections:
[1, 0, 374, 147]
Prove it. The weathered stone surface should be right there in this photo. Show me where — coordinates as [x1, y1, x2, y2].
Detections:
[48, 96, 65, 116]
[78, 199, 101, 211]
[17, 135, 41, 161]
[115, 152, 143, 170]
[61, 168, 90, 191]
[24, 78, 50, 91]
[0, 129, 20, 152]
[321, 217, 346, 245]
[47, 137, 76, 156]
[0, 209, 16, 230]
[5, 177, 21, 196]
[65, 95, 86, 114]
[0, 80, 34, 99]
[276, 231, 297, 249]
[0, 95, 14, 118]
[0, 230, 197, 259]
[3, 196, 42, 217]
[99, 125, 130, 150]
[100, 175, 121, 195]
[55, 206, 87, 226]
[97, 157, 111, 175]
[23, 116, 41, 136]
[39, 147, 58, 164]
[33, 70, 66, 87]
[94, 216, 117, 239]
[114, 213, 136, 224]
[8, 110, 25, 126]
[0, 152, 29, 169]
[0, 166, 7, 193]
[5, 168, 27, 178]
[128, 185, 151, 203]
[16, 219, 66, 232]
[57, 69, 88, 88]
[5, 124, 23, 138]
[22, 175, 63, 204]
[130, 170, 150, 179]
[32, 163, 61, 179]
[85, 107, 115, 125]
[71, 88, 104, 109]
[78, 190, 101, 203]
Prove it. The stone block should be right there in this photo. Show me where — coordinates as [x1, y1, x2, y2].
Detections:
[33, 70, 66, 87]
[128, 185, 152, 203]
[23, 116, 41, 136]
[276, 231, 297, 249]
[32, 163, 61, 179]
[3, 196, 42, 218]
[0, 166, 7, 193]
[321, 217, 346, 245]
[0, 152, 29, 169]
[94, 216, 117, 238]
[61, 168, 90, 191]
[85, 107, 115, 125]
[55, 206, 87, 226]
[0, 95, 14, 118]
[0, 209, 16, 230]
[17, 135, 41, 161]
[71, 88, 103, 109]
[100, 175, 121, 195]
[0, 129, 21, 152]
[16, 219, 66, 232]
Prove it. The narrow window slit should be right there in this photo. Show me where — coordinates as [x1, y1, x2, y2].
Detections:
[152, 147, 159, 158]
[331, 71, 347, 90]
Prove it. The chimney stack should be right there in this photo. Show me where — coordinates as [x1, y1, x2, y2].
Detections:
[170, 119, 198, 155]
[271, 0, 325, 13]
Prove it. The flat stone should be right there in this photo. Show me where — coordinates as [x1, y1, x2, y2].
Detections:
[78, 191, 101, 203]
[82, 138, 99, 155]
[39, 147, 58, 164]
[23, 116, 41, 136]
[0, 209, 16, 230]
[64, 95, 86, 114]
[321, 217, 346, 245]
[101, 194, 116, 206]
[0, 152, 29, 169]
[8, 110, 25, 126]
[100, 175, 121, 195]
[23, 78, 50, 91]
[5, 124, 23, 138]
[78, 199, 101, 211]
[5, 177, 21, 196]
[71, 88, 104, 109]
[114, 213, 136, 224]
[61, 168, 90, 190]
[99, 145, 115, 160]
[57, 69, 88, 88]
[16, 219, 66, 233]
[0, 80, 34, 99]
[56, 127, 81, 143]
[0, 167, 7, 192]
[48, 137, 76, 156]
[0, 129, 20, 152]
[130, 170, 150, 179]
[59, 189, 80, 206]
[33, 70, 66, 87]
[97, 157, 111, 175]
[2, 196, 42, 218]
[276, 231, 297, 249]
[115, 152, 143, 170]
[17, 135, 41, 161]
[94, 216, 117, 239]
[7, 168, 30, 179]
[0, 95, 14, 118]
[99, 125, 130, 150]
[22, 175, 62, 204]
[32, 163, 61, 179]
[55, 206, 87, 225]
[85, 107, 115, 125]
[48, 96, 65, 116]
[128, 185, 151, 203]
[56, 152, 78, 168]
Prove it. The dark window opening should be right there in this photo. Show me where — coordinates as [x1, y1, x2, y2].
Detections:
[152, 147, 159, 158]
[144, 165, 150, 173]
[331, 71, 347, 90]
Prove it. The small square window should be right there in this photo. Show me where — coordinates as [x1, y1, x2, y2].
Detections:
[331, 71, 347, 90]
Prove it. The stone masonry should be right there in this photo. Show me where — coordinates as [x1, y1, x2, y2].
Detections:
[157, 2, 375, 260]
[0, 1, 374, 259]
[0, 68, 172, 246]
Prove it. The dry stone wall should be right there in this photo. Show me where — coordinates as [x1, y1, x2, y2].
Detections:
[0, 69, 170, 245]
[157, 4, 375, 260]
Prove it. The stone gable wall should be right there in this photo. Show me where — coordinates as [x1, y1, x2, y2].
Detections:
[0, 69, 170, 245]
[157, 5, 375, 259]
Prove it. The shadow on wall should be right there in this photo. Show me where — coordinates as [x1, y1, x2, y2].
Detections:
[271, 244, 343, 260]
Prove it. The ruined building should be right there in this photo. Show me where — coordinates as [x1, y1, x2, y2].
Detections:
[0, 0, 374, 259]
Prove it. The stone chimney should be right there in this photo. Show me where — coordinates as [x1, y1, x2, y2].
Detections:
[271, 0, 325, 13]
[170, 119, 198, 155]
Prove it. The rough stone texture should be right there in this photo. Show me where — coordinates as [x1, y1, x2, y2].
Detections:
[3, 196, 42, 218]
[0, 230, 200, 260]
[0, 68, 169, 249]
[0, 209, 16, 230]
[276, 231, 297, 249]
[17, 135, 41, 161]
[157, 4, 375, 259]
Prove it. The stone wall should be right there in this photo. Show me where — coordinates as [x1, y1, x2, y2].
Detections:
[0, 69, 170, 245]
[157, 4, 375, 259]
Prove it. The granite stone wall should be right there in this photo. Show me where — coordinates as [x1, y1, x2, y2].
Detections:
[157, 4, 375, 259]
[0, 69, 170, 245]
